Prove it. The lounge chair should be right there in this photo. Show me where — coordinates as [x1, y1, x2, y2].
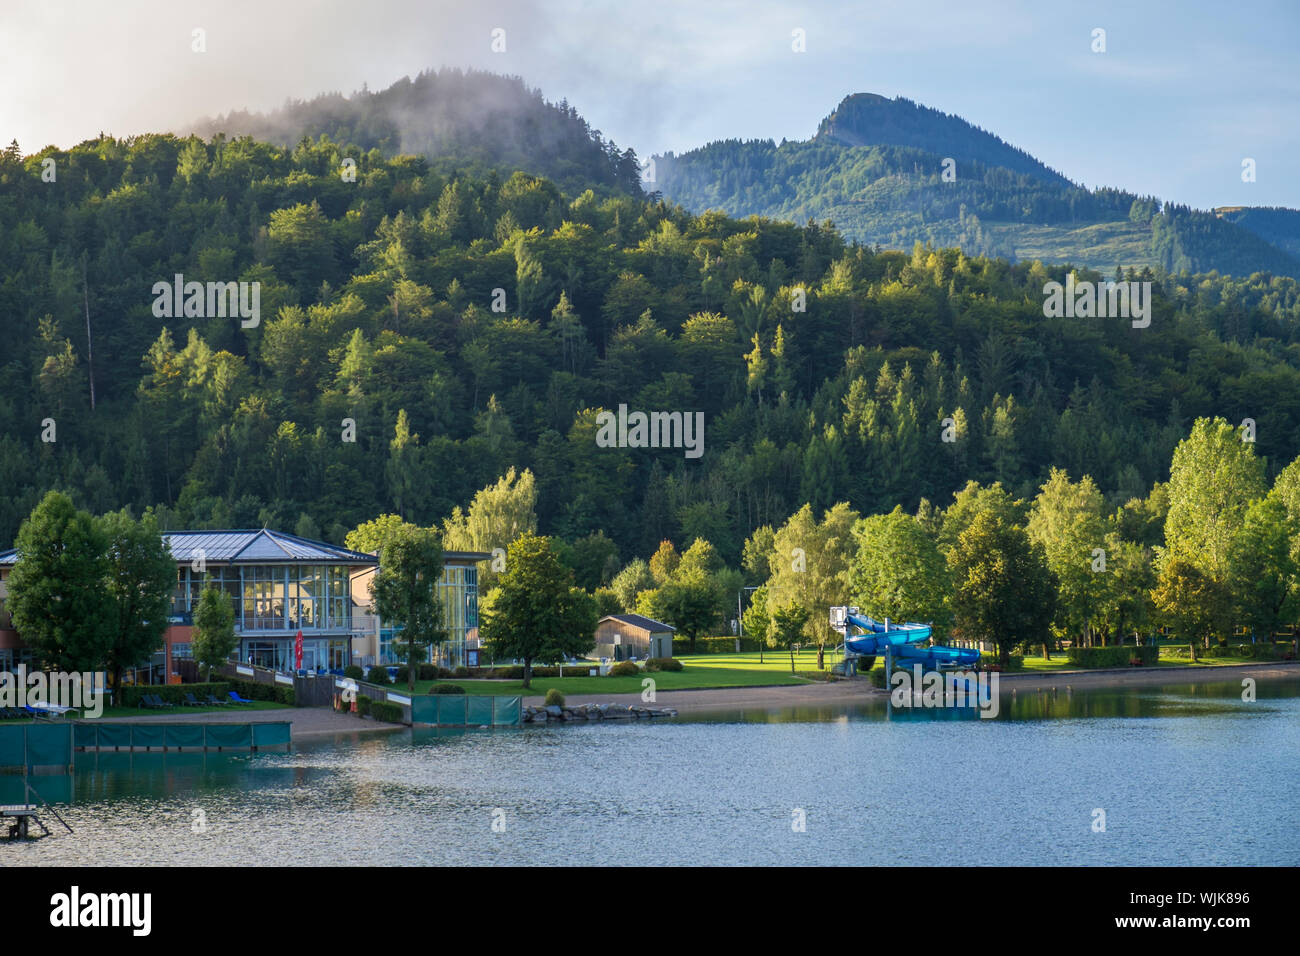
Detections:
[182, 692, 202, 706]
[204, 694, 228, 706]
[228, 690, 255, 705]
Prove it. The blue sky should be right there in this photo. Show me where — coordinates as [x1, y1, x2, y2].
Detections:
[2, 0, 1296, 210]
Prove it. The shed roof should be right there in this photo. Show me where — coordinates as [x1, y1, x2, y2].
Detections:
[599, 613, 676, 633]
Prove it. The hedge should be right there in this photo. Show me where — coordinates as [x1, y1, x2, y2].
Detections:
[413, 664, 461, 680]
[429, 683, 466, 695]
[1206, 642, 1290, 660]
[459, 664, 601, 679]
[645, 657, 683, 672]
[977, 653, 1025, 672]
[1067, 645, 1159, 668]
[673, 637, 762, 655]
[121, 682, 230, 708]
[228, 678, 296, 705]
[356, 694, 372, 717]
[370, 701, 405, 723]
[608, 661, 640, 677]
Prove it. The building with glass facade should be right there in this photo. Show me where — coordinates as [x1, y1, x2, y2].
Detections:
[0, 530, 490, 681]
[349, 552, 489, 670]
[0, 529, 378, 681]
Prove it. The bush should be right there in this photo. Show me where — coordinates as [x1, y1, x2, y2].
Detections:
[672, 636, 762, 655]
[644, 657, 683, 672]
[867, 667, 889, 688]
[121, 682, 230, 708]
[366, 667, 391, 686]
[394, 666, 410, 683]
[1067, 645, 1158, 668]
[453, 666, 469, 678]
[356, 694, 372, 717]
[343, 665, 364, 680]
[608, 660, 640, 677]
[977, 653, 1024, 672]
[1203, 641, 1287, 660]
[228, 678, 292, 704]
[429, 683, 466, 695]
[544, 688, 566, 707]
[371, 701, 405, 723]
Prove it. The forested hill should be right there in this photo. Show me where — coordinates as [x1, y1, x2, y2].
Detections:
[187, 68, 645, 196]
[4, 133, 1300, 579]
[654, 95, 1300, 280]
[1215, 206, 1300, 258]
[816, 93, 1071, 187]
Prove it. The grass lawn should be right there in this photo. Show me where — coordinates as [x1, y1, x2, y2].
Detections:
[386, 656, 820, 697]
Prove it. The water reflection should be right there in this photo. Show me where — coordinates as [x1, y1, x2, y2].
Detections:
[682, 677, 1300, 724]
[4, 678, 1296, 866]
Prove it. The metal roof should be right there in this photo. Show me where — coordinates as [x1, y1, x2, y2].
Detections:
[599, 613, 676, 633]
[165, 530, 377, 564]
[0, 529, 377, 568]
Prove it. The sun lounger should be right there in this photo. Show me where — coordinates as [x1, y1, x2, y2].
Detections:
[228, 690, 255, 705]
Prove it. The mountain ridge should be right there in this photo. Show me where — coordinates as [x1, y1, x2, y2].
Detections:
[655, 92, 1300, 280]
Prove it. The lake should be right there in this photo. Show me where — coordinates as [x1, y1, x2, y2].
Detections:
[6, 677, 1298, 866]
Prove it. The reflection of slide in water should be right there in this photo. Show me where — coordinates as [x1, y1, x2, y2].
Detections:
[886, 700, 981, 721]
[843, 614, 981, 667]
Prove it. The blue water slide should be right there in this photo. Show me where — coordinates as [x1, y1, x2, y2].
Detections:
[843, 613, 979, 666]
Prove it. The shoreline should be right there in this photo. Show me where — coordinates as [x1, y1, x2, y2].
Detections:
[521, 660, 1300, 716]
[47, 660, 1300, 730]
[78, 707, 403, 739]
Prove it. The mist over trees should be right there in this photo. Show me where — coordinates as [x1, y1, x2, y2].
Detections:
[186, 68, 646, 196]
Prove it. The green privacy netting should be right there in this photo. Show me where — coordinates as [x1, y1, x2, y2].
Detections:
[204, 723, 253, 748]
[0, 725, 25, 768]
[164, 724, 206, 748]
[466, 696, 494, 726]
[436, 695, 467, 725]
[409, 695, 519, 726]
[251, 722, 290, 747]
[0, 723, 74, 769]
[493, 696, 521, 726]
[409, 695, 436, 724]
[130, 724, 165, 748]
[25, 723, 73, 768]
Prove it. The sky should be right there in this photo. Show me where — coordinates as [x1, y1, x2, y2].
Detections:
[1, 0, 1297, 210]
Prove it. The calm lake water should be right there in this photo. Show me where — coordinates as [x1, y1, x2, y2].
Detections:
[6, 677, 1299, 866]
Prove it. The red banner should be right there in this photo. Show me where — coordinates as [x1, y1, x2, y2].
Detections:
[294, 630, 303, 670]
